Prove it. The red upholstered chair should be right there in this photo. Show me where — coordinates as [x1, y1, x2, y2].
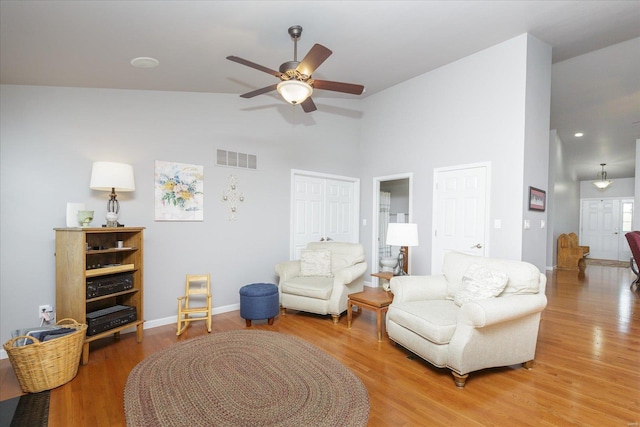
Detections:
[624, 232, 640, 291]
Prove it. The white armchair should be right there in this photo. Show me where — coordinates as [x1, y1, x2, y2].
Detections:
[275, 242, 367, 323]
[386, 252, 547, 387]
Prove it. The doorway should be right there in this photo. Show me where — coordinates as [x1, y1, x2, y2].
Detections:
[371, 174, 413, 287]
[579, 198, 633, 261]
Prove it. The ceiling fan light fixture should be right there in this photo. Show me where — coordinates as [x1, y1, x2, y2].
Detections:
[593, 163, 612, 190]
[277, 80, 313, 105]
[130, 57, 159, 68]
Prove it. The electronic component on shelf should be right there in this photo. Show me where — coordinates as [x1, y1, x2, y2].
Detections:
[86, 305, 136, 336]
[86, 272, 133, 299]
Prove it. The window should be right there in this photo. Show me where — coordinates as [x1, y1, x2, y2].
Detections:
[622, 201, 633, 232]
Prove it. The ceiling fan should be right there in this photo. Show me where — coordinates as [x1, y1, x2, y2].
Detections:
[227, 25, 365, 113]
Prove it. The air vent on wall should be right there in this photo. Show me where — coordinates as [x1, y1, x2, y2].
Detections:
[216, 149, 257, 170]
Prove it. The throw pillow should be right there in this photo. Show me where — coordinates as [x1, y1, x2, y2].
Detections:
[300, 249, 333, 277]
[454, 263, 509, 306]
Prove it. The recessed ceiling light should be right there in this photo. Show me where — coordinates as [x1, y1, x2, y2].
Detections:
[130, 57, 159, 68]
[574, 132, 584, 137]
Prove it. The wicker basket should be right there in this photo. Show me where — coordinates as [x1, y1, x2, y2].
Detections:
[3, 318, 87, 393]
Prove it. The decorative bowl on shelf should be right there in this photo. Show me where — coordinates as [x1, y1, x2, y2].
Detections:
[77, 210, 94, 227]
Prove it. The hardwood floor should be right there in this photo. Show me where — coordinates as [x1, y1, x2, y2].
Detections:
[1, 265, 639, 426]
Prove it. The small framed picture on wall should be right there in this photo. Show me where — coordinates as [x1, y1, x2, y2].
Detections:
[528, 186, 546, 211]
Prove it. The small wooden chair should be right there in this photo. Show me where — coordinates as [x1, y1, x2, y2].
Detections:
[177, 274, 212, 336]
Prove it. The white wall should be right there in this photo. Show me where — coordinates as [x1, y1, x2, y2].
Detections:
[548, 130, 581, 269]
[580, 177, 634, 198]
[0, 85, 363, 348]
[521, 34, 552, 270]
[359, 33, 550, 274]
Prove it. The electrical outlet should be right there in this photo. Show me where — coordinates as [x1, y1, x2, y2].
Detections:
[39, 304, 53, 320]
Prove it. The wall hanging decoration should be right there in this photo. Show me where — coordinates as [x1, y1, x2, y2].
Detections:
[221, 174, 244, 220]
[154, 161, 204, 221]
[528, 186, 546, 211]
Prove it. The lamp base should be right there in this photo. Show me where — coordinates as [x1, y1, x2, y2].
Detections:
[102, 222, 125, 228]
[397, 247, 408, 275]
[104, 211, 123, 228]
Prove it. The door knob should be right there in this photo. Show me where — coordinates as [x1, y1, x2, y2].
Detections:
[471, 243, 483, 249]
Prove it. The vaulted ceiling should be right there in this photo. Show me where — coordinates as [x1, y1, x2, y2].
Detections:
[1, 1, 638, 181]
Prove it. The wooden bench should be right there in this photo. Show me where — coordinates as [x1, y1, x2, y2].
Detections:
[557, 232, 589, 271]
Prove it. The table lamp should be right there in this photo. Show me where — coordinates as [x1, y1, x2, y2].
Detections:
[386, 223, 419, 275]
[90, 161, 135, 227]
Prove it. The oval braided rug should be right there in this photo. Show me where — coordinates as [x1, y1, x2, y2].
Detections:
[124, 330, 369, 426]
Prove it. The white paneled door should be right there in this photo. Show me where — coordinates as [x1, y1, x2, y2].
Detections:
[431, 164, 488, 274]
[324, 179, 357, 242]
[291, 171, 359, 259]
[580, 198, 634, 261]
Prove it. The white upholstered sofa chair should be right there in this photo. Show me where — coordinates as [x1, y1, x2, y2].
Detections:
[386, 252, 547, 387]
[275, 242, 367, 323]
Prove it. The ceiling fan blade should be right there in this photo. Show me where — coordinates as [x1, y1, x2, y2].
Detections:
[240, 84, 278, 98]
[300, 97, 317, 113]
[296, 44, 332, 76]
[312, 79, 365, 95]
[227, 56, 282, 77]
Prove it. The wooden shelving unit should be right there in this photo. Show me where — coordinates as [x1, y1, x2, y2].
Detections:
[55, 227, 145, 364]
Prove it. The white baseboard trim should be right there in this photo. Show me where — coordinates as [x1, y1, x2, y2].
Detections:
[0, 303, 241, 361]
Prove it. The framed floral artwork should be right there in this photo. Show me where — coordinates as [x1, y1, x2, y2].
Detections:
[154, 161, 204, 221]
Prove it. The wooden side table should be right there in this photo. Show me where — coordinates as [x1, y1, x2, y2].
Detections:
[370, 271, 394, 281]
[347, 287, 393, 341]
[371, 271, 395, 291]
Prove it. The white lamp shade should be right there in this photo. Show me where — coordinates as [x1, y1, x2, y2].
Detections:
[386, 223, 419, 247]
[277, 80, 313, 104]
[90, 161, 135, 191]
[593, 180, 612, 189]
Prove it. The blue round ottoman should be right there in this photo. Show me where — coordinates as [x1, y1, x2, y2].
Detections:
[239, 283, 279, 326]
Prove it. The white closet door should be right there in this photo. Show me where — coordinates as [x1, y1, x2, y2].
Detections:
[291, 171, 359, 259]
[292, 175, 324, 259]
[324, 178, 356, 243]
